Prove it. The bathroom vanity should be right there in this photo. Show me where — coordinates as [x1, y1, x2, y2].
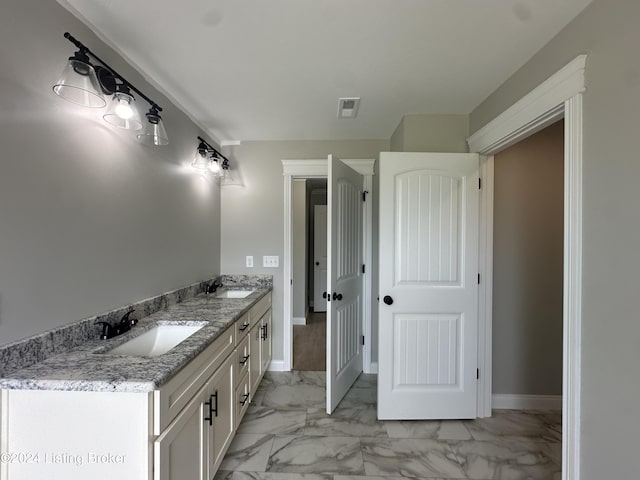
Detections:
[0, 282, 272, 480]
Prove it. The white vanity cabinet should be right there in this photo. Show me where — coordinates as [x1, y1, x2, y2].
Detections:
[154, 351, 235, 480]
[0, 291, 272, 480]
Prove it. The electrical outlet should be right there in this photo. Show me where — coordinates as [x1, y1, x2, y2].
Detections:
[263, 256, 279, 268]
[246, 256, 253, 268]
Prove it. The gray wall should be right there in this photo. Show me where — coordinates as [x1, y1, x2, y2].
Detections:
[390, 114, 469, 152]
[493, 121, 564, 396]
[0, 0, 220, 345]
[470, 1, 640, 477]
[390, 117, 405, 152]
[220, 140, 387, 365]
[292, 179, 307, 319]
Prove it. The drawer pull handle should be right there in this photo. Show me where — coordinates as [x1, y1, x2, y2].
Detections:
[239, 354, 250, 366]
[240, 393, 250, 406]
[239, 323, 250, 332]
[261, 324, 268, 340]
[204, 400, 213, 426]
[211, 391, 219, 418]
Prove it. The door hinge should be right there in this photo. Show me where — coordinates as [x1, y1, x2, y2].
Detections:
[362, 190, 368, 202]
[362, 335, 365, 346]
[479, 178, 482, 189]
[477, 273, 480, 285]
[477, 368, 480, 380]
[362, 264, 366, 274]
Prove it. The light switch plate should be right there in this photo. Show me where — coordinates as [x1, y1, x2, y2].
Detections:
[263, 256, 279, 268]
[246, 256, 253, 268]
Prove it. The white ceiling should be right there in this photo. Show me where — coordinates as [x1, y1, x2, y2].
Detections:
[60, 0, 592, 143]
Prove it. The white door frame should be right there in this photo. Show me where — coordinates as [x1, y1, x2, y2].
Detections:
[282, 159, 376, 373]
[468, 55, 586, 480]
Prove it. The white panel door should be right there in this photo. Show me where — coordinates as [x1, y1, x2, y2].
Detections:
[378, 152, 480, 419]
[327, 154, 364, 414]
[313, 205, 328, 312]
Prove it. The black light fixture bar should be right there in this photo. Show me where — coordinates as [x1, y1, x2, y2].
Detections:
[63, 32, 162, 112]
[197, 136, 230, 165]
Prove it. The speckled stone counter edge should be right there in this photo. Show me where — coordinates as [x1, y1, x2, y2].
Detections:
[0, 274, 273, 377]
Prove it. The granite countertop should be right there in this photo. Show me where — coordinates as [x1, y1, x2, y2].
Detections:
[0, 287, 271, 393]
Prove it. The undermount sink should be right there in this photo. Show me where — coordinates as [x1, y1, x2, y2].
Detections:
[215, 289, 254, 299]
[103, 324, 205, 357]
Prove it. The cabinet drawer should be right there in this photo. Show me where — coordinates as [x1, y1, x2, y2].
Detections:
[153, 328, 235, 435]
[235, 372, 251, 428]
[235, 312, 251, 342]
[236, 334, 250, 387]
[250, 293, 271, 327]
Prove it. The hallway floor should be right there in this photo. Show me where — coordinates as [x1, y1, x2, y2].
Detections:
[216, 372, 562, 480]
[292, 312, 326, 371]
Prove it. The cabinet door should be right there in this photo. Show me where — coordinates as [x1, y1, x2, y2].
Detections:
[236, 372, 251, 428]
[206, 353, 235, 477]
[249, 322, 262, 396]
[236, 333, 250, 387]
[154, 384, 207, 480]
[260, 310, 272, 375]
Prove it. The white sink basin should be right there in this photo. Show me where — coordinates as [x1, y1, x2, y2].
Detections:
[215, 289, 254, 299]
[105, 324, 204, 357]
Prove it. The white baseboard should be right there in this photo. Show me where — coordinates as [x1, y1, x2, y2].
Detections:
[364, 362, 378, 375]
[267, 360, 288, 372]
[292, 316, 307, 326]
[492, 394, 562, 411]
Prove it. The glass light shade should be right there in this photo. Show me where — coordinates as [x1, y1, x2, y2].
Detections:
[137, 112, 169, 146]
[103, 92, 142, 130]
[192, 149, 212, 171]
[209, 156, 223, 176]
[52, 58, 106, 108]
[221, 169, 244, 187]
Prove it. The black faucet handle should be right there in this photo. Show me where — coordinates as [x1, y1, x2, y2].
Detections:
[207, 279, 223, 294]
[120, 309, 136, 326]
[96, 321, 114, 340]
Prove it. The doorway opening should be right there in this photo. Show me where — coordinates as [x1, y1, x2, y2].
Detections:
[470, 55, 586, 479]
[492, 119, 564, 412]
[292, 178, 327, 371]
[282, 159, 375, 375]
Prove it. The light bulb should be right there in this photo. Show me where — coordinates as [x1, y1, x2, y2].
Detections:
[210, 159, 221, 174]
[114, 95, 134, 119]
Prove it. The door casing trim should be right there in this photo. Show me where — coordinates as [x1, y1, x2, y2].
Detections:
[468, 55, 586, 480]
[281, 158, 376, 374]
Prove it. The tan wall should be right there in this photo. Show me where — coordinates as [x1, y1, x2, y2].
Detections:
[389, 114, 469, 152]
[0, 0, 221, 345]
[471, 1, 640, 476]
[493, 121, 564, 395]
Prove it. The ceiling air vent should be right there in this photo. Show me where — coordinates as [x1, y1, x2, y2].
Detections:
[337, 97, 360, 119]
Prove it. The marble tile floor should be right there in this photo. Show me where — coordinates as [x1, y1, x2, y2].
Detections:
[216, 372, 562, 480]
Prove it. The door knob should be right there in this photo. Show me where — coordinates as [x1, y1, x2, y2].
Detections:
[383, 295, 393, 305]
[332, 292, 343, 301]
[315, 261, 320, 266]
[322, 291, 327, 299]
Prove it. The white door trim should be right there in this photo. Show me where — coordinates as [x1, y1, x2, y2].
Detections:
[468, 55, 586, 480]
[282, 159, 375, 373]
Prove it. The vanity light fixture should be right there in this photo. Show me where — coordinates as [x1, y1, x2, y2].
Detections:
[193, 136, 232, 177]
[53, 32, 168, 145]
